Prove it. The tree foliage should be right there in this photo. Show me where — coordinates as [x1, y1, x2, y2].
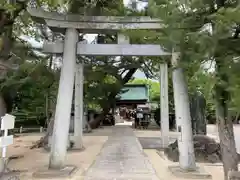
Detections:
[146, 0, 240, 178]
[0, 60, 59, 125]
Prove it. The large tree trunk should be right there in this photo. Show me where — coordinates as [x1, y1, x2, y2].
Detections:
[215, 59, 238, 180]
[0, 94, 7, 117]
[89, 107, 109, 129]
[0, 1, 25, 174]
[213, 0, 239, 178]
[31, 115, 55, 149]
[0, 33, 13, 117]
[89, 68, 137, 129]
[0, 1, 26, 118]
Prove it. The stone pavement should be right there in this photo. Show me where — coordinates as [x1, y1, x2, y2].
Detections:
[83, 125, 160, 180]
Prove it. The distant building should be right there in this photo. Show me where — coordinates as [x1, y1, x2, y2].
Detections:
[115, 84, 149, 107]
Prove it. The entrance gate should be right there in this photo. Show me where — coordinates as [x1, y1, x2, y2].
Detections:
[27, 6, 194, 171]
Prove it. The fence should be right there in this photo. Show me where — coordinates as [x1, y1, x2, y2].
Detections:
[11, 127, 47, 134]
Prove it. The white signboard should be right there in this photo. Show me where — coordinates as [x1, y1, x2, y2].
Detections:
[1, 114, 15, 130]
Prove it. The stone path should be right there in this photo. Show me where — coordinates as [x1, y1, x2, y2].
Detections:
[84, 125, 160, 180]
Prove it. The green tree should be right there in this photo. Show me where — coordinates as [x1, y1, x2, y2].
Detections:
[0, 0, 57, 117]
[0, 60, 58, 125]
[147, 0, 240, 178]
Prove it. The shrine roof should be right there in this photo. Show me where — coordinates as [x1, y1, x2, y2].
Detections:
[116, 84, 149, 101]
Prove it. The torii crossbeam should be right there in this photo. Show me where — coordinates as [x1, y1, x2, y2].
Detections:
[27, 7, 164, 33]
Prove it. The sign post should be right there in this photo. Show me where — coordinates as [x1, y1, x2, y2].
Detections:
[0, 114, 15, 174]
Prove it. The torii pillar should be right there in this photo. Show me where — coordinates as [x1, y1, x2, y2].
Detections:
[74, 59, 84, 150]
[49, 28, 78, 169]
[160, 63, 169, 148]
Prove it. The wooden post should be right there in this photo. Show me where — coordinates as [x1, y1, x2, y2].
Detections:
[160, 63, 169, 148]
[49, 28, 78, 169]
[0, 114, 15, 174]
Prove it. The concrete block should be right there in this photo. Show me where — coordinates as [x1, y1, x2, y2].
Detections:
[168, 165, 212, 179]
[32, 165, 77, 179]
[228, 171, 240, 180]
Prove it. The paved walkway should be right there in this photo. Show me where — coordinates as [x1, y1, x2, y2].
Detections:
[84, 125, 160, 180]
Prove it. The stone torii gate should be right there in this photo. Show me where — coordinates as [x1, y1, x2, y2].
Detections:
[27, 7, 195, 173]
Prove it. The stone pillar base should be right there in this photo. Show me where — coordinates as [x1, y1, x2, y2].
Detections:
[32, 165, 77, 179]
[168, 165, 212, 179]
